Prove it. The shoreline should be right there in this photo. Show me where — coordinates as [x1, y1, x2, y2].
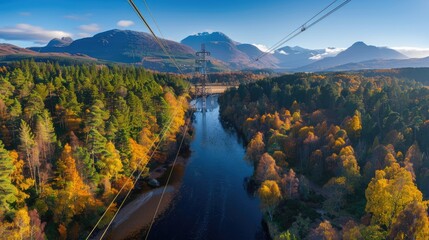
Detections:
[103, 156, 188, 240]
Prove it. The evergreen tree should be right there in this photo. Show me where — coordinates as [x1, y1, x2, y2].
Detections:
[0, 141, 18, 214]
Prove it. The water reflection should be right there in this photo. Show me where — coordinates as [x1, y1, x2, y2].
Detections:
[143, 95, 268, 240]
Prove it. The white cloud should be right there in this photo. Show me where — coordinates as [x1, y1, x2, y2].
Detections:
[309, 47, 345, 60]
[117, 20, 135, 28]
[392, 47, 429, 58]
[0, 24, 72, 44]
[79, 23, 100, 32]
[252, 44, 273, 53]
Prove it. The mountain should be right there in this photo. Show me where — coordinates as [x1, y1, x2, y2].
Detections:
[29, 29, 198, 72]
[30, 37, 74, 53]
[5, 30, 429, 72]
[273, 46, 325, 69]
[325, 57, 429, 72]
[181, 32, 277, 69]
[0, 43, 96, 64]
[297, 42, 408, 72]
[47, 37, 73, 48]
[0, 43, 37, 55]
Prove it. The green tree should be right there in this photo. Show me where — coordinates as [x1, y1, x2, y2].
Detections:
[0, 141, 18, 214]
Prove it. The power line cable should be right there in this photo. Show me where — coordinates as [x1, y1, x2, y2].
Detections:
[99, 112, 188, 239]
[254, 0, 351, 62]
[144, 124, 188, 240]
[85, 107, 179, 239]
[141, 0, 173, 54]
[128, 0, 185, 75]
[257, 0, 340, 58]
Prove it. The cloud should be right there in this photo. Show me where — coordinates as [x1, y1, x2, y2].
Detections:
[392, 47, 429, 58]
[252, 44, 273, 53]
[117, 20, 135, 28]
[0, 24, 72, 44]
[309, 47, 345, 60]
[79, 23, 100, 32]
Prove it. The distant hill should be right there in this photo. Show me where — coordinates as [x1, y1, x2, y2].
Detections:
[325, 57, 429, 72]
[273, 46, 325, 69]
[297, 42, 407, 72]
[31, 29, 195, 60]
[181, 32, 277, 69]
[356, 68, 429, 85]
[0, 43, 38, 55]
[0, 43, 96, 65]
[29, 29, 200, 72]
[4, 30, 429, 73]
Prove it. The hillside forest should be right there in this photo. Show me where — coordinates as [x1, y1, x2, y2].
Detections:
[219, 72, 429, 239]
[0, 60, 189, 239]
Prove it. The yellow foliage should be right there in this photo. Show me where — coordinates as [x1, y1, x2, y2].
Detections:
[339, 146, 354, 156]
[10, 150, 34, 204]
[365, 163, 423, 228]
[292, 111, 301, 123]
[344, 112, 362, 138]
[54, 144, 94, 225]
[298, 126, 314, 139]
[129, 138, 149, 171]
[246, 132, 265, 162]
[333, 137, 346, 152]
[258, 180, 281, 220]
[0, 207, 31, 239]
[98, 142, 123, 180]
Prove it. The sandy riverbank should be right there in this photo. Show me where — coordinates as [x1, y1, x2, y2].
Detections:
[103, 156, 188, 240]
[105, 186, 176, 239]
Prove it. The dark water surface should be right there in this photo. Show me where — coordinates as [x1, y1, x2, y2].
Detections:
[144, 96, 267, 240]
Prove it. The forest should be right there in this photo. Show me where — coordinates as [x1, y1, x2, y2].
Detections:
[0, 60, 189, 239]
[219, 72, 429, 239]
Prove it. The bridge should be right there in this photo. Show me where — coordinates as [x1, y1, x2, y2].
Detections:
[190, 83, 238, 96]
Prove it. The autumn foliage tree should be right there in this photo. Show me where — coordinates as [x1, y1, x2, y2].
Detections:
[53, 144, 93, 225]
[258, 180, 281, 221]
[246, 132, 265, 162]
[365, 162, 424, 229]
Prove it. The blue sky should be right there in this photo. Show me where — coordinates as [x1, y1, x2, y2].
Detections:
[1, 0, 429, 57]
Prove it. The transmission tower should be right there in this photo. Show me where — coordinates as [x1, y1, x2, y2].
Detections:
[195, 44, 210, 112]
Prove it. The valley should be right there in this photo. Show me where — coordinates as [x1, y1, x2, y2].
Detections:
[1, 1, 429, 239]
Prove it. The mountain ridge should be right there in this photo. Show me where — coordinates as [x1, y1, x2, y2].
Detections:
[2, 29, 429, 72]
[296, 41, 408, 72]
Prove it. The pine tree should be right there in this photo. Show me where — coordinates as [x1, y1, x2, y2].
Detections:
[0, 140, 18, 214]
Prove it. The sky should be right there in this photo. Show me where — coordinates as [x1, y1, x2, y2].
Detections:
[1, 0, 429, 57]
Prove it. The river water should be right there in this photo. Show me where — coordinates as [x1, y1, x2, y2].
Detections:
[144, 95, 267, 240]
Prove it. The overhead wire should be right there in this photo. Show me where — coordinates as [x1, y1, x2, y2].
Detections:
[256, 0, 340, 59]
[87, 1, 202, 239]
[141, 0, 173, 54]
[143, 123, 188, 240]
[254, 0, 351, 63]
[85, 107, 179, 239]
[128, 0, 186, 75]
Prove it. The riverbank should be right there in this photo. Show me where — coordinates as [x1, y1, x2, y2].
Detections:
[105, 156, 188, 239]
[139, 95, 268, 240]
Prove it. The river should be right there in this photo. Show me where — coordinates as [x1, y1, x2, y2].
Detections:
[142, 95, 268, 240]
